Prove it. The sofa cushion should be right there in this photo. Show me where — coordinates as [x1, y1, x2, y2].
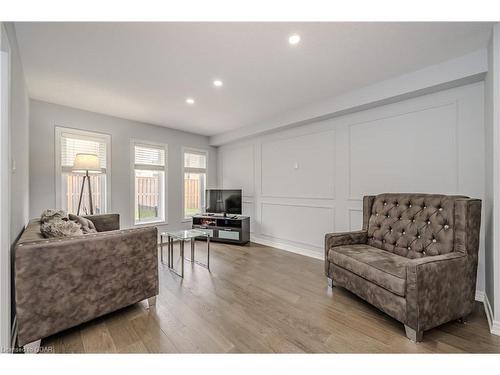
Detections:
[328, 244, 410, 297]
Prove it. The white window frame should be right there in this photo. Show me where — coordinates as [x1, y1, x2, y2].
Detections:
[182, 147, 208, 220]
[131, 139, 168, 226]
[55, 126, 112, 213]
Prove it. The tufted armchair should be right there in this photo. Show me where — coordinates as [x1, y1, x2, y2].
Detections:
[325, 193, 481, 342]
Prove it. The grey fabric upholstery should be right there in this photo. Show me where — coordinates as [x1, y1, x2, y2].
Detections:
[329, 244, 409, 296]
[14, 214, 159, 347]
[325, 193, 481, 341]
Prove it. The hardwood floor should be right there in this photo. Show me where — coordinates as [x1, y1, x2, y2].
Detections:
[42, 241, 500, 353]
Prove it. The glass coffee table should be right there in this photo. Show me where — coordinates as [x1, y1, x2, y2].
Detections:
[160, 229, 210, 278]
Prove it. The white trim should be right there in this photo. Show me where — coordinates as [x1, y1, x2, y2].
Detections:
[250, 235, 323, 260]
[130, 139, 168, 226]
[0, 23, 12, 353]
[182, 146, 209, 219]
[475, 290, 485, 302]
[54, 126, 111, 213]
[490, 23, 500, 334]
[483, 293, 500, 336]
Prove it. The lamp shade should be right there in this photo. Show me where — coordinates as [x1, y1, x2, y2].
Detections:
[72, 153, 102, 174]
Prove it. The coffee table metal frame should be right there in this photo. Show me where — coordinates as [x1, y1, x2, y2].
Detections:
[160, 229, 210, 278]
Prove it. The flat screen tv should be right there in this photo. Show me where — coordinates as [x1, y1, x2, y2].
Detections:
[205, 189, 242, 215]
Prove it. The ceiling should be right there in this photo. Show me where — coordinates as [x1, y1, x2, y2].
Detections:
[15, 22, 493, 136]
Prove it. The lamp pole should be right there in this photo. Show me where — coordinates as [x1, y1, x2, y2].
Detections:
[76, 170, 94, 215]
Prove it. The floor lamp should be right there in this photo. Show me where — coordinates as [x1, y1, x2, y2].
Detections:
[72, 153, 102, 215]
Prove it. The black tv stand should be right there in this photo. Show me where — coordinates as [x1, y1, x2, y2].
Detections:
[192, 214, 250, 245]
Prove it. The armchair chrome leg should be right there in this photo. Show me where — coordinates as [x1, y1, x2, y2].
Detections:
[404, 325, 423, 342]
[23, 339, 41, 354]
[327, 277, 335, 288]
[147, 296, 157, 308]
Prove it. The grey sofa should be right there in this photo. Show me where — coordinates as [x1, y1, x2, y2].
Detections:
[325, 193, 481, 342]
[14, 214, 159, 351]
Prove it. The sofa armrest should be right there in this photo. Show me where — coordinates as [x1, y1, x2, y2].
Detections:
[83, 213, 120, 232]
[405, 252, 473, 331]
[15, 226, 158, 346]
[324, 230, 368, 275]
[454, 198, 481, 256]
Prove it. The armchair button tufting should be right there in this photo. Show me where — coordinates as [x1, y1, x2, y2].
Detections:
[439, 207, 443, 211]
[402, 231, 406, 235]
[427, 221, 431, 225]
[384, 202, 387, 206]
[407, 246, 411, 250]
[444, 225, 449, 229]
[409, 204, 412, 208]
[417, 235, 421, 239]
[432, 239, 437, 243]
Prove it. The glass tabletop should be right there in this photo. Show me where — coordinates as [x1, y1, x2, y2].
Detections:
[161, 229, 210, 240]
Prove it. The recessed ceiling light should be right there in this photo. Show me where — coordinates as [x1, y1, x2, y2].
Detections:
[213, 79, 223, 87]
[185, 98, 195, 105]
[288, 34, 301, 45]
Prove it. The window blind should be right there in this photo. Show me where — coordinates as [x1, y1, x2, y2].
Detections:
[184, 151, 206, 169]
[134, 144, 166, 170]
[61, 132, 107, 170]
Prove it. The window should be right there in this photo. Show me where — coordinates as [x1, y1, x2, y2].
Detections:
[183, 149, 207, 218]
[133, 142, 167, 225]
[56, 127, 110, 215]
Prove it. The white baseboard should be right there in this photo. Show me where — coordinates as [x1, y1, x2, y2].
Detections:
[483, 293, 500, 336]
[475, 290, 485, 302]
[250, 235, 323, 260]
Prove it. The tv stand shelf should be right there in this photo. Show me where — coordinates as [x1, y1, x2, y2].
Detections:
[192, 214, 250, 245]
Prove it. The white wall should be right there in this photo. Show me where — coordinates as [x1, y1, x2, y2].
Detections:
[29, 100, 217, 234]
[0, 22, 30, 351]
[7, 24, 30, 246]
[484, 23, 500, 335]
[218, 82, 486, 295]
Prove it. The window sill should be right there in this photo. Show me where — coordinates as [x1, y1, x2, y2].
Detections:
[133, 220, 168, 227]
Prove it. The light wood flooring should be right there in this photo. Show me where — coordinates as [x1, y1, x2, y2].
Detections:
[41, 241, 500, 353]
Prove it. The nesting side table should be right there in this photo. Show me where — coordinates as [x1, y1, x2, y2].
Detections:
[160, 229, 210, 278]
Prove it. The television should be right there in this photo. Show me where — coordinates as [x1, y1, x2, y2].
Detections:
[205, 189, 242, 215]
